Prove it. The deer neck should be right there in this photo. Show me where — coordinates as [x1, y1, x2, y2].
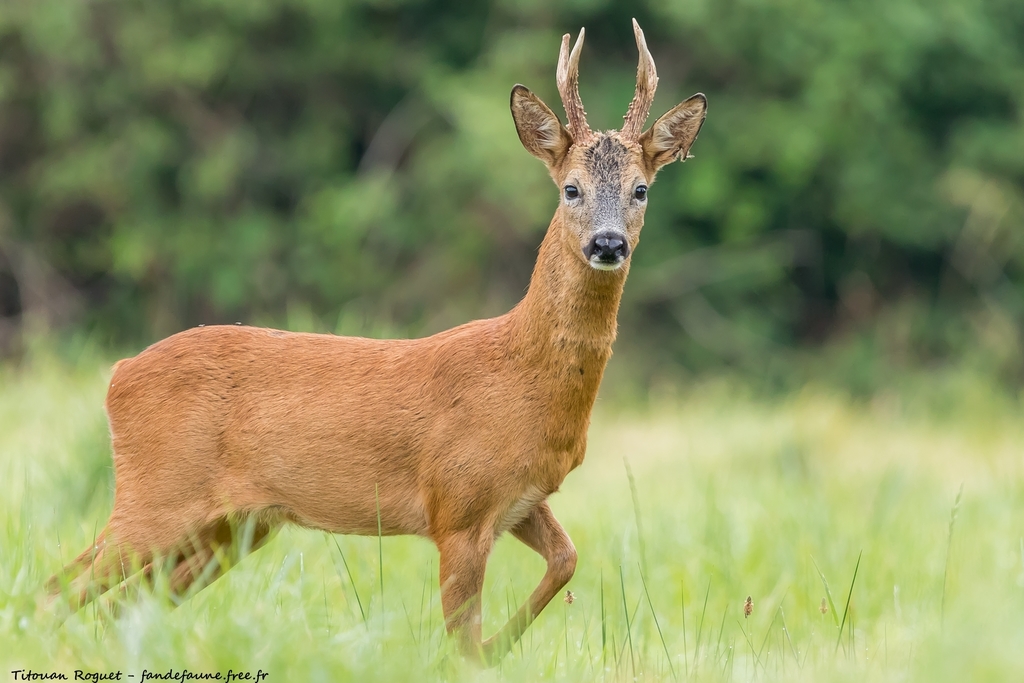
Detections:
[510, 212, 628, 365]
[500, 212, 630, 473]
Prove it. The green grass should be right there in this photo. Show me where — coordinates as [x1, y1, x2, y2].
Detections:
[2, 354, 1024, 681]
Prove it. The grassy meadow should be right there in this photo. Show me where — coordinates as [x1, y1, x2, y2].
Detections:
[2, 351, 1024, 682]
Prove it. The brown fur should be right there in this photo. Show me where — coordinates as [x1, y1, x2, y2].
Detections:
[46, 23, 706, 664]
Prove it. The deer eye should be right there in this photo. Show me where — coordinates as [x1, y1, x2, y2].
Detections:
[634, 185, 648, 201]
[564, 185, 579, 200]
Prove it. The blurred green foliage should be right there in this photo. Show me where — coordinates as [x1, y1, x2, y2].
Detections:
[0, 0, 1022, 385]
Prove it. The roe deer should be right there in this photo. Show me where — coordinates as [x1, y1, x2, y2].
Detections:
[46, 19, 706, 664]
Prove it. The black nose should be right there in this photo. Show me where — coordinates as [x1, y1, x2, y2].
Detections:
[584, 232, 630, 263]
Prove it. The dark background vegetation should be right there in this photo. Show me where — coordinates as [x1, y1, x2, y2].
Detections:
[1, 0, 1022, 393]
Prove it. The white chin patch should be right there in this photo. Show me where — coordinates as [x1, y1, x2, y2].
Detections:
[589, 259, 624, 271]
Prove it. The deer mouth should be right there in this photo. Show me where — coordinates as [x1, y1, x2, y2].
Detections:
[589, 258, 625, 271]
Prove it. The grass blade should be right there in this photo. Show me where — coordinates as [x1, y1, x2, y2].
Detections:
[756, 598, 782, 665]
[694, 578, 711, 670]
[941, 483, 964, 629]
[330, 535, 366, 623]
[779, 604, 800, 669]
[564, 597, 570, 663]
[738, 619, 763, 673]
[375, 482, 384, 620]
[616, 597, 642, 665]
[419, 562, 429, 655]
[811, 555, 841, 628]
[715, 604, 727, 663]
[619, 566, 636, 680]
[323, 572, 331, 637]
[600, 568, 607, 669]
[835, 550, 863, 654]
[681, 580, 689, 678]
[510, 579, 523, 658]
[624, 457, 648, 576]
[639, 563, 676, 680]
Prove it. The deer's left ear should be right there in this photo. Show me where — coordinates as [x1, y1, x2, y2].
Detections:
[510, 84, 574, 169]
[639, 93, 707, 174]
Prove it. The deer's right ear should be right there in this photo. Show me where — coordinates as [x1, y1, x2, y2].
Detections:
[510, 85, 573, 168]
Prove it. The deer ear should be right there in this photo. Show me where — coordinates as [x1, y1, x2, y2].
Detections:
[510, 85, 573, 168]
[639, 93, 707, 173]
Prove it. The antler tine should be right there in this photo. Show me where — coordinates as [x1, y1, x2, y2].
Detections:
[621, 18, 659, 141]
[556, 28, 595, 145]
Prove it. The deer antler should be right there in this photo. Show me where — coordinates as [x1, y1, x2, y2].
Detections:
[556, 29, 596, 145]
[620, 18, 659, 141]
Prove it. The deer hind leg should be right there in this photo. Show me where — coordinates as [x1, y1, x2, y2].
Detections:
[45, 505, 187, 615]
[45, 525, 155, 615]
[482, 501, 577, 663]
[164, 515, 278, 602]
[436, 528, 495, 662]
[46, 513, 278, 616]
[44, 528, 110, 597]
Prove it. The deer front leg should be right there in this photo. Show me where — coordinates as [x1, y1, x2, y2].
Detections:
[482, 501, 577, 663]
[437, 528, 494, 662]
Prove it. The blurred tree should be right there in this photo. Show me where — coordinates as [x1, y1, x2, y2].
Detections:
[0, 0, 1021, 386]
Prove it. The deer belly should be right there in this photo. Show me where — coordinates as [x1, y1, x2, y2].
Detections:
[249, 459, 431, 537]
[281, 490, 431, 537]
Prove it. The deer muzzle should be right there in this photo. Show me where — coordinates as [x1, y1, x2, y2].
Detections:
[583, 231, 630, 270]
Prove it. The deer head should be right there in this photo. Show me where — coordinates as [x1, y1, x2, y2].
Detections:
[510, 19, 707, 272]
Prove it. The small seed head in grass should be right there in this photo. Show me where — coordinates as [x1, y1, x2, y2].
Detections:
[820, 598, 828, 615]
[743, 596, 753, 618]
[564, 590, 575, 605]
